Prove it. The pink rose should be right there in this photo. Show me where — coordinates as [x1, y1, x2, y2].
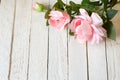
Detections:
[70, 8, 106, 44]
[48, 10, 70, 31]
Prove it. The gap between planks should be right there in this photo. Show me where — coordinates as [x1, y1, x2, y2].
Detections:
[26, 0, 33, 80]
[7, 0, 16, 80]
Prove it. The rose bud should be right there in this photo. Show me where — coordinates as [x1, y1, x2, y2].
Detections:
[32, 2, 45, 12]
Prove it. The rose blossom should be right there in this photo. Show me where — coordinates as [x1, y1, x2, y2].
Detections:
[48, 10, 70, 31]
[70, 8, 106, 44]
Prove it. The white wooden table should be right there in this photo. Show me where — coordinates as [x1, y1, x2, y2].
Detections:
[0, 0, 120, 80]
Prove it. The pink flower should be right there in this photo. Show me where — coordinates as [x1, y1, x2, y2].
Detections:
[70, 8, 106, 44]
[32, 3, 45, 12]
[90, 13, 107, 44]
[48, 10, 70, 31]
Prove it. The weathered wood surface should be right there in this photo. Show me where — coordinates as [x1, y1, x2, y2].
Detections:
[9, 0, 32, 80]
[0, 0, 120, 80]
[0, 0, 15, 80]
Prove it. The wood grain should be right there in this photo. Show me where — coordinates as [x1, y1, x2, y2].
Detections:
[106, 4, 120, 80]
[88, 42, 108, 80]
[28, 0, 49, 80]
[9, 0, 32, 80]
[68, 37, 87, 80]
[48, 29, 68, 80]
[0, 0, 15, 80]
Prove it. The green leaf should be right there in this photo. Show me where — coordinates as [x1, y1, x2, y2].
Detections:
[69, 30, 74, 36]
[81, 1, 101, 12]
[101, 0, 108, 5]
[69, 1, 80, 14]
[45, 9, 51, 19]
[106, 9, 118, 20]
[53, 0, 65, 10]
[58, 0, 65, 5]
[104, 21, 116, 40]
[89, 1, 100, 6]
[53, 3, 63, 10]
[81, 0, 90, 5]
[53, 2, 60, 9]
[101, 0, 108, 11]
[81, 4, 95, 12]
[66, 5, 74, 20]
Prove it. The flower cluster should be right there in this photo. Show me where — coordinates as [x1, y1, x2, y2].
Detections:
[33, 0, 120, 44]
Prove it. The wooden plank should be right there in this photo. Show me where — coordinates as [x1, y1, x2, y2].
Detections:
[106, 40, 120, 80]
[48, 0, 68, 80]
[106, 4, 120, 80]
[0, 0, 15, 80]
[28, 0, 49, 80]
[48, 30, 68, 80]
[68, 37, 87, 80]
[9, 0, 32, 80]
[88, 42, 108, 80]
[67, 0, 88, 80]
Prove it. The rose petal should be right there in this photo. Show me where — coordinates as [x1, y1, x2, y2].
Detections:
[91, 24, 106, 37]
[91, 12, 103, 27]
[79, 8, 92, 22]
[49, 11, 63, 20]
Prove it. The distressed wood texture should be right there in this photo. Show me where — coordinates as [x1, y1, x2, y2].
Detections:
[88, 42, 108, 80]
[0, 0, 120, 80]
[0, 0, 15, 80]
[28, 0, 49, 80]
[9, 0, 32, 80]
[68, 37, 87, 80]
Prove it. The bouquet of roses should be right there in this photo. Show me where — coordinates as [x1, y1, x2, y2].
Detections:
[32, 0, 120, 44]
